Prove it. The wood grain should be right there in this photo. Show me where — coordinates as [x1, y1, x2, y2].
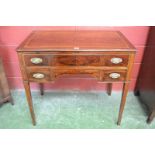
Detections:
[17, 30, 136, 52]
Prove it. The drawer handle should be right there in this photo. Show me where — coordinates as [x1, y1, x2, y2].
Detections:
[32, 73, 45, 79]
[109, 73, 120, 79]
[110, 58, 123, 64]
[30, 58, 43, 64]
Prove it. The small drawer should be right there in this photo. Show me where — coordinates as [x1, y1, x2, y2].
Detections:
[24, 55, 49, 66]
[76, 56, 100, 66]
[104, 55, 129, 66]
[54, 69, 100, 79]
[102, 70, 127, 81]
[53, 56, 76, 66]
[26, 68, 51, 82]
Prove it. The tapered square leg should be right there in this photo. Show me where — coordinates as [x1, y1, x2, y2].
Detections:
[117, 82, 129, 125]
[107, 83, 112, 96]
[39, 83, 44, 95]
[23, 81, 36, 125]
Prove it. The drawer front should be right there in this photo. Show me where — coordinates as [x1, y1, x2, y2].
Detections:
[104, 55, 129, 66]
[26, 67, 127, 82]
[53, 69, 100, 79]
[53, 56, 76, 66]
[26, 68, 52, 82]
[76, 56, 100, 66]
[24, 55, 50, 66]
[102, 70, 127, 81]
[24, 54, 129, 67]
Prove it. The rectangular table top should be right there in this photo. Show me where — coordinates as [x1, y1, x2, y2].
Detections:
[17, 30, 136, 52]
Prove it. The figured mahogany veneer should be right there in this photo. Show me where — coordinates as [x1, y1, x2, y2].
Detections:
[17, 30, 136, 125]
[24, 54, 129, 67]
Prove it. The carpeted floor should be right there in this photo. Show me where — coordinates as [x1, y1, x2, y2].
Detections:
[0, 90, 155, 129]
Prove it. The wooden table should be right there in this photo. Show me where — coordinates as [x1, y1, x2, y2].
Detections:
[17, 30, 136, 125]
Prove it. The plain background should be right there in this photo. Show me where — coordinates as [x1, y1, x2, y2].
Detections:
[0, 0, 155, 155]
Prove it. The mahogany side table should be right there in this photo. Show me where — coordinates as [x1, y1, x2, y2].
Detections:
[17, 30, 136, 125]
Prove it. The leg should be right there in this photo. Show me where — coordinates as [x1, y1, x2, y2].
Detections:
[117, 82, 129, 125]
[23, 81, 36, 125]
[147, 111, 155, 124]
[107, 83, 112, 96]
[39, 83, 44, 95]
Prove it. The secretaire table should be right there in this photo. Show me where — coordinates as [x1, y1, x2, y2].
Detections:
[17, 30, 136, 125]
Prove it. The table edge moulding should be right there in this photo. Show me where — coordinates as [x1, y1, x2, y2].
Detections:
[16, 30, 136, 126]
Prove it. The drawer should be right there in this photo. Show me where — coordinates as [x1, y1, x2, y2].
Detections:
[104, 55, 129, 66]
[24, 55, 50, 66]
[53, 69, 100, 79]
[26, 68, 52, 82]
[76, 56, 100, 66]
[102, 70, 127, 81]
[53, 56, 76, 66]
[23, 54, 129, 68]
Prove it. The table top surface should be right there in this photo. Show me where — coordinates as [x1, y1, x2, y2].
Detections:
[17, 30, 136, 52]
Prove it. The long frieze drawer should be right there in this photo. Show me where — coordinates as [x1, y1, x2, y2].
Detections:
[102, 70, 127, 81]
[104, 55, 129, 66]
[24, 55, 50, 66]
[53, 69, 100, 79]
[23, 54, 129, 67]
[26, 68, 52, 82]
